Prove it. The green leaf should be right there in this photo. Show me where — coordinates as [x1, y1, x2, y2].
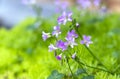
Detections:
[75, 68, 86, 76]
[47, 70, 64, 79]
[82, 75, 94, 79]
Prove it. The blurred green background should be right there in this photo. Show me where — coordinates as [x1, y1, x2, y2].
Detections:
[0, 0, 120, 79]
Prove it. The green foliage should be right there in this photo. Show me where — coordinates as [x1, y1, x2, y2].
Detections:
[75, 68, 86, 76]
[47, 70, 64, 79]
[0, 12, 120, 79]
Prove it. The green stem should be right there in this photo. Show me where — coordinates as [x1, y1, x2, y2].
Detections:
[81, 60, 112, 74]
[66, 57, 74, 78]
[75, 57, 113, 74]
[74, 27, 108, 70]
[77, 60, 89, 75]
[84, 45, 107, 69]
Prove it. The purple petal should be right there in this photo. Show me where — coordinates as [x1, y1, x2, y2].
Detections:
[81, 35, 93, 47]
[48, 44, 57, 52]
[56, 40, 68, 51]
[80, 40, 85, 44]
[68, 12, 73, 17]
[42, 31, 51, 41]
[83, 35, 91, 41]
[67, 17, 72, 21]
[77, 0, 91, 9]
[94, 0, 100, 6]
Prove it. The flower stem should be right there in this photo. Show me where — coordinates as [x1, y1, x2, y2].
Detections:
[77, 60, 89, 75]
[75, 57, 113, 74]
[84, 45, 107, 69]
[74, 27, 108, 70]
[66, 57, 74, 78]
[81, 60, 112, 74]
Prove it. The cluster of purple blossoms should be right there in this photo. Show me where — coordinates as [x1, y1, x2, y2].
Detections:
[54, 0, 69, 13]
[52, 26, 61, 37]
[57, 11, 72, 25]
[42, 31, 51, 41]
[77, 0, 101, 9]
[77, 0, 91, 9]
[65, 30, 78, 48]
[22, 0, 36, 5]
[42, 11, 93, 60]
[80, 35, 93, 47]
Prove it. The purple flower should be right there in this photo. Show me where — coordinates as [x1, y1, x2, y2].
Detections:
[54, 0, 69, 12]
[22, 0, 36, 5]
[61, 1, 69, 10]
[56, 54, 62, 60]
[56, 40, 68, 51]
[80, 35, 93, 47]
[93, 0, 100, 7]
[65, 30, 78, 48]
[42, 31, 51, 41]
[77, 0, 91, 9]
[48, 44, 58, 52]
[72, 52, 76, 59]
[66, 30, 78, 41]
[57, 11, 72, 25]
[52, 26, 61, 37]
[100, 6, 107, 13]
[65, 39, 78, 48]
[54, 0, 60, 5]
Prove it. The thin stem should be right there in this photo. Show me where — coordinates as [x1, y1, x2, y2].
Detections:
[74, 27, 108, 70]
[84, 45, 107, 69]
[80, 61, 112, 74]
[66, 57, 74, 78]
[77, 60, 89, 75]
[75, 57, 113, 74]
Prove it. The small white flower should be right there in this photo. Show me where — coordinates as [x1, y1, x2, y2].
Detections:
[72, 52, 76, 59]
[48, 44, 58, 52]
[42, 31, 51, 41]
[52, 26, 61, 37]
[76, 23, 79, 27]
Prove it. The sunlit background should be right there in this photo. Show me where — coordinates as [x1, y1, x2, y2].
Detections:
[0, 0, 120, 27]
[0, 0, 120, 79]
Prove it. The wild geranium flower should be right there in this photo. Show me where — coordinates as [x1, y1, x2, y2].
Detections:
[80, 35, 93, 47]
[56, 54, 62, 60]
[54, 0, 68, 12]
[48, 44, 58, 52]
[57, 11, 72, 25]
[52, 26, 61, 37]
[65, 39, 78, 48]
[42, 31, 51, 41]
[56, 40, 68, 51]
[77, 0, 91, 9]
[22, 0, 36, 5]
[65, 30, 78, 48]
[66, 30, 78, 41]
[72, 52, 76, 59]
